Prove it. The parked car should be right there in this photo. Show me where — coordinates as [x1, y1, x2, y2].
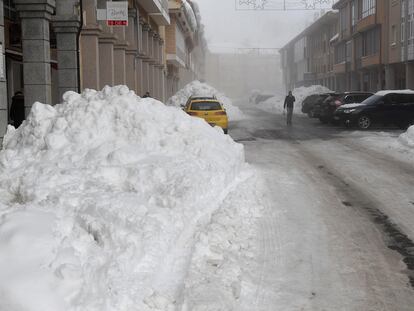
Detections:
[301, 94, 328, 116]
[311, 93, 337, 118]
[184, 96, 229, 134]
[318, 92, 373, 124]
[334, 90, 414, 129]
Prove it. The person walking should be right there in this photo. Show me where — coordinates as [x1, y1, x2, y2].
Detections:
[284, 91, 295, 126]
[10, 91, 25, 128]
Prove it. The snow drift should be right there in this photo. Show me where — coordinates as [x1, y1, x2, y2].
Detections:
[258, 85, 332, 114]
[399, 125, 414, 148]
[166, 80, 245, 121]
[0, 85, 246, 311]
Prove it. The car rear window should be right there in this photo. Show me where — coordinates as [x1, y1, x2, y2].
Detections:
[190, 101, 222, 111]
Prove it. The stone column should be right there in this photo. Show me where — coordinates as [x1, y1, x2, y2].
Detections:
[141, 22, 150, 95]
[15, 0, 56, 114]
[385, 65, 396, 90]
[125, 9, 137, 92]
[98, 32, 117, 88]
[53, 0, 81, 99]
[113, 26, 127, 86]
[0, 0, 8, 141]
[148, 29, 155, 97]
[80, 0, 101, 90]
[406, 62, 414, 89]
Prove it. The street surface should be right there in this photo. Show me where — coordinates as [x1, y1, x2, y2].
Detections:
[228, 102, 414, 310]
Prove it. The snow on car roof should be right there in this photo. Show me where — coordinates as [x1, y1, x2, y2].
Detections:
[375, 89, 414, 96]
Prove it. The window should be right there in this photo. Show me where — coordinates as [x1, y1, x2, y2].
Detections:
[335, 42, 347, 64]
[351, 0, 357, 26]
[340, 7, 348, 36]
[391, 25, 397, 45]
[4, 0, 17, 21]
[363, 28, 380, 56]
[190, 101, 222, 111]
[362, 0, 376, 19]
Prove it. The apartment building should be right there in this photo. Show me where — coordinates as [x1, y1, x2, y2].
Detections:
[280, 11, 338, 92]
[164, 0, 205, 99]
[281, 0, 414, 93]
[0, 0, 206, 143]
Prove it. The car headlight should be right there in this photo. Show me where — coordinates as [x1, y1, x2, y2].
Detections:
[343, 108, 357, 114]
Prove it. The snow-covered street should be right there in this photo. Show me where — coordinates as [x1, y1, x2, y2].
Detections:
[214, 101, 414, 310]
[1, 85, 414, 310]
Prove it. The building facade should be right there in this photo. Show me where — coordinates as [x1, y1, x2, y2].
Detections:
[164, 0, 205, 100]
[281, 0, 414, 93]
[0, 0, 205, 143]
[280, 11, 338, 92]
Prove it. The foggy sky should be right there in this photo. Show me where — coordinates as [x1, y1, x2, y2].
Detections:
[194, 0, 325, 53]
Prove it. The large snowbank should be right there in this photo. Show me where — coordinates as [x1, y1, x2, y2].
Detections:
[182, 172, 265, 310]
[258, 85, 332, 114]
[399, 125, 414, 148]
[167, 80, 246, 121]
[0, 85, 246, 311]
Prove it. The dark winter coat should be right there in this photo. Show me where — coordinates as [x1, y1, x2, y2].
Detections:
[10, 93, 25, 128]
[284, 95, 296, 109]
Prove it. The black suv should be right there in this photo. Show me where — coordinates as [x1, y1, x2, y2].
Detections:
[334, 91, 414, 129]
[318, 92, 373, 124]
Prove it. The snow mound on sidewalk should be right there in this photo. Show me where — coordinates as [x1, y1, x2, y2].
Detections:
[399, 125, 414, 148]
[166, 80, 246, 121]
[182, 172, 265, 311]
[258, 85, 332, 114]
[0, 85, 246, 311]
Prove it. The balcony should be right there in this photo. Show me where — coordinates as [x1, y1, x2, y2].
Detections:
[333, 62, 346, 73]
[361, 53, 380, 68]
[356, 14, 376, 33]
[167, 47, 186, 68]
[140, 0, 170, 25]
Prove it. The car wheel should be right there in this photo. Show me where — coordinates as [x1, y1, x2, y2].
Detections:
[307, 111, 313, 118]
[357, 115, 372, 130]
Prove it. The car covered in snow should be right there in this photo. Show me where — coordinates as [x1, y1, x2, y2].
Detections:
[184, 96, 229, 134]
[302, 93, 335, 117]
[334, 90, 414, 129]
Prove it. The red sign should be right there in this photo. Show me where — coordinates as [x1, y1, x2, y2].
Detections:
[107, 20, 128, 26]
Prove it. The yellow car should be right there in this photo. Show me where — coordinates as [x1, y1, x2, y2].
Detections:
[184, 97, 229, 134]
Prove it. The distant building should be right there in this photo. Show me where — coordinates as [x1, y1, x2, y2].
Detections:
[280, 11, 338, 92]
[280, 0, 414, 93]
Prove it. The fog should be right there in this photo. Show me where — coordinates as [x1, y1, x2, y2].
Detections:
[194, 0, 333, 98]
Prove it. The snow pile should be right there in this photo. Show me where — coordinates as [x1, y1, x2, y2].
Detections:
[258, 85, 332, 114]
[0, 85, 246, 311]
[167, 80, 246, 121]
[182, 172, 265, 310]
[399, 125, 414, 148]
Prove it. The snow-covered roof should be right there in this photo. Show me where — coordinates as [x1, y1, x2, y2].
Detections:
[181, 0, 198, 32]
[375, 89, 414, 96]
[330, 33, 339, 43]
